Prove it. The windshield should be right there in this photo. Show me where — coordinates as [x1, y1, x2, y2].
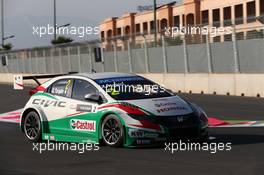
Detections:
[95, 76, 172, 100]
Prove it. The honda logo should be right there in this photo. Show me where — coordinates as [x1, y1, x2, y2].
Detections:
[177, 116, 184, 122]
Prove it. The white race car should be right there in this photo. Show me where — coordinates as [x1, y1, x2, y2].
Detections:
[17, 72, 209, 147]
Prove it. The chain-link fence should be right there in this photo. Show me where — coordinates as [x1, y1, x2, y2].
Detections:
[0, 17, 264, 74]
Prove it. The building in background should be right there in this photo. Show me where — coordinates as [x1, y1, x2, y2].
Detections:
[100, 0, 264, 50]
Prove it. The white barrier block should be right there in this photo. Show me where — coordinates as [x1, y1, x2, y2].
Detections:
[13, 75, 23, 90]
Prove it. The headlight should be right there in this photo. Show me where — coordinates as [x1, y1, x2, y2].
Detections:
[189, 103, 208, 124]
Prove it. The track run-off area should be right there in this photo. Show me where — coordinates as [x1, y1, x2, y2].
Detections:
[0, 84, 264, 175]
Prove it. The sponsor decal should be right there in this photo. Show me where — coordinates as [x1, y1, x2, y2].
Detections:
[154, 102, 177, 108]
[76, 104, 96, 112]
[43, 134, 56, 141]
[50, 135, 55, 141]
[32, 99, 66, 108]
[152, 98, 169, 102]
[70, 119, 96, 132]
[128, 129, 145, 138]
[136, 140, 151, 145]
[155, 138, 166, 141]
[52, 88, 64, 95]
[96, 76, 145, 84]
[129, 129, 159, 138]
[154, 102, 187, 113]
[145, 133, 159, 138]
[156, 106, 187, 113]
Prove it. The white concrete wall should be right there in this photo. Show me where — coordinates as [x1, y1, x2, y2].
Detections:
[139, 73, 264, 97]
[1, 73, 263, 97]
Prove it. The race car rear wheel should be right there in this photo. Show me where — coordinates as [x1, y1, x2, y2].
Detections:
[23, 111, 42, 142]
[101, 115, 123, 147]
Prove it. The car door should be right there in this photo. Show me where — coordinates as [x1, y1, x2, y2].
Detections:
[66, 78, 100, 140]
[43, 78, 74, 135]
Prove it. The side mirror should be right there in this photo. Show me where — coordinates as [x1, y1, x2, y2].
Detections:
[84, 93, 100, 102]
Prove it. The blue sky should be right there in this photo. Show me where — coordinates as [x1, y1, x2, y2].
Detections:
[4, 0, 176, 49]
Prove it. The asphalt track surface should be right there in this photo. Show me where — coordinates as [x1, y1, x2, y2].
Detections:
[0, 84, 264, 175]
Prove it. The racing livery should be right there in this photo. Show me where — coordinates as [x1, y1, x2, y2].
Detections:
[19, 72, 208, 147]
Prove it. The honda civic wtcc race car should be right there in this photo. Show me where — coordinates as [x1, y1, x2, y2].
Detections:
[18, 72, 209, 147]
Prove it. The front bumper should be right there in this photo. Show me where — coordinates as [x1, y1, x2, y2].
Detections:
[124, 125, 208, 147]
[124, 113, 209, 147]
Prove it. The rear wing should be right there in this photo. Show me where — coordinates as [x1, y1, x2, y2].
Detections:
[13, 72, 77, 90]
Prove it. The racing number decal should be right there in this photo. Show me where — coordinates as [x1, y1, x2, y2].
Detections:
[64, 79, 72, 94]
[76, 105, 97, 113]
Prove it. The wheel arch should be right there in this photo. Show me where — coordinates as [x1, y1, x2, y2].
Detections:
[20, 107, 46, 132]
[98, 111, 126, 140]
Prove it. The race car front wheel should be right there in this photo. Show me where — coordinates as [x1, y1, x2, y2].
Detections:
[101, 114, 123, 147]
[23, 111, 42, 142]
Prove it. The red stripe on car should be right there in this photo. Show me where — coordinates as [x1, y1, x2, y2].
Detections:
[98, 104, 145, 115]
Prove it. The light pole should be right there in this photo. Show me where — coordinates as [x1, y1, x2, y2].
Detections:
[53, 0, 70, 41]
[54, 0, 57, 40]
[153, 1, 176, 47]
[1, 0, 14, 47]
[1, 0, 4, 46]
[153, 0, 157, 46]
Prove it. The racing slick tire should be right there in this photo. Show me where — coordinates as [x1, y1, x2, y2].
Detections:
[23, 111, 42, 142]
[101, 114, 124, 147]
